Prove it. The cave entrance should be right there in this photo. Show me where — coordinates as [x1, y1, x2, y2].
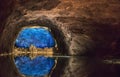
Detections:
[13, 26, 57, 77]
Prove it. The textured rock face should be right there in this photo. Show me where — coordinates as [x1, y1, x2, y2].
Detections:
[0, 0, 15, 36]
[0, 0, 120, 56]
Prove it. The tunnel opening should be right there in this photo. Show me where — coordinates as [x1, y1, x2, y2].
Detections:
[0, 18, 69, 55]
[14, 27, 56, 48]
[13, 26, 57, 77]
[0, 19, 69, 77]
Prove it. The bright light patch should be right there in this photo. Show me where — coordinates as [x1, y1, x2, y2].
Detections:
[15, 27, 55, 48]
[15, 56, 55, 76]
[14, 27, 56, 77]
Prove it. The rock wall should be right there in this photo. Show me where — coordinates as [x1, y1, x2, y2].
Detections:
[1, 0, 120, 56]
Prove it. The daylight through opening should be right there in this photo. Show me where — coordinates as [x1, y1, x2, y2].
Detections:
[13, 26, 57, 77]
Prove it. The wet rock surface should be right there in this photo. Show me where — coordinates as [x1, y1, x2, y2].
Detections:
[51, 57, 120, 77]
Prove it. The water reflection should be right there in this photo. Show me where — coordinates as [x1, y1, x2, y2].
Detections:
[13, 27, 58, 77]
[51, 57, 120, 77]
[1, 54, 120, 77]
[14, 56, 55, 77]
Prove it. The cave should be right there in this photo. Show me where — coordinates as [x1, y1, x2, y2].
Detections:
[0, 0, 120, 77]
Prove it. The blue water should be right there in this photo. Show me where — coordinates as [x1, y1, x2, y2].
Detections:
[15, 28, 55, 48]
[15, 56, 55, 77]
